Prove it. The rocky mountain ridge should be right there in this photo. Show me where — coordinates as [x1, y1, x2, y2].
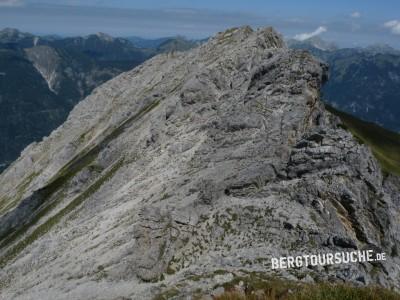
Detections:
[0, 26, 399, 299]
[289, 38, 400, 132]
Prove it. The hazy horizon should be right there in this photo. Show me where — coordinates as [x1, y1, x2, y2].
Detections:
[1, 0, 400, 48]
[2, 25, 400, 51]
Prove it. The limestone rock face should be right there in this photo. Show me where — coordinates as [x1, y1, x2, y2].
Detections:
[0, 26, 399, 299]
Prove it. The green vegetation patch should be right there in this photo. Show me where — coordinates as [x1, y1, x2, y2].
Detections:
[214, 272, 400, 300]
[153, 288, 179, 300]
[327, 105, 400, 176]
[0, 171, 39, 215]
[0, 159, 124, 268]
[0, 99, 161, 264]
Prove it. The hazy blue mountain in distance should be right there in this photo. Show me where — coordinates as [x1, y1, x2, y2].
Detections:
[0, 28, 39, 48]
[125, 36, 172, 49]
[50, 32, 154, 66]
[288, 37, 400, 133]
[286, 36, 338, 52]
[155, 36, 203, 53]
[126, 35, 207, 52]
[0, 28, 156, 172]
[364, 43, 400, 55]
[0, 46, 61, 170]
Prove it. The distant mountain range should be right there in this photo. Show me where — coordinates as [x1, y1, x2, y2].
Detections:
[288, 37, 400, 133]
[0, 29, 205, 171]
[126, 35, 206, 52]
[0, 29, 153, 171]
[1, 28, 399, 172]
[287, 36, 338, 52]
[125, 36, 172, 49]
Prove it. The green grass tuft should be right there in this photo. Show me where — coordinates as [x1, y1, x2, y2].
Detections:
[0, 159, 124, 268]
[214, 273, 400, 300]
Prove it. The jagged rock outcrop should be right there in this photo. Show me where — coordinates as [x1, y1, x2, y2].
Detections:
[288, 38, 400, 132]
[0, 26, 399, 299]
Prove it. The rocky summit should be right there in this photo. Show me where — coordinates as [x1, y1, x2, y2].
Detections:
[0, 26, 399, 299]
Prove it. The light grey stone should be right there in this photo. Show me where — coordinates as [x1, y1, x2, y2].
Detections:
[0, 26, 399, 300]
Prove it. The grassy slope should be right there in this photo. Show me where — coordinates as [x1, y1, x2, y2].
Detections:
[213, 273, 400, 300]
[153, 271, 400, 300]
[326, 105, 400, 176]
[215, 284, 400, 300]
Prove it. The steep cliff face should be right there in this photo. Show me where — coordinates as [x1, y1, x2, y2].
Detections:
[0, 26, 399, 299]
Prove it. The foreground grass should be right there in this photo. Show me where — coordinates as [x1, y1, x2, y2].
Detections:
[326, 105, 400, 176]
[214, 274, 400, 300]
[215, 285, 400, 300]
[151, 272, 400, 300]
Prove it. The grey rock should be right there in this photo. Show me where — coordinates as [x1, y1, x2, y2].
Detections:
[0, 26, 399, 299]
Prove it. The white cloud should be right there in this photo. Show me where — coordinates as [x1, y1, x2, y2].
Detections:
[350, 12, 361, 18]
[0, 0, 23, 7]
[293, 26, 327, 41]
[384, 20, 400, 35]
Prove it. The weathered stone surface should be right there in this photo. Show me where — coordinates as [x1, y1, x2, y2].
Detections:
[0, 26, 399, 299]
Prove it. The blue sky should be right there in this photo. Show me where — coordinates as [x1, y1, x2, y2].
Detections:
[1, 0, 400, 47]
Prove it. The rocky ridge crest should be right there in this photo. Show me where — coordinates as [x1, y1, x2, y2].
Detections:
[0, 26, 399, 299]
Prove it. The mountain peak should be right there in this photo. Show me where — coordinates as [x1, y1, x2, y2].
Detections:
[307, 36, 338, 51]
[0, 27, 33, 39]
[365, 43, 398, 54]
[0, 27, 19, 34]
[0, 26, 399, 299]
[212, 26, 285, 49]
[93, 32, 115, 42]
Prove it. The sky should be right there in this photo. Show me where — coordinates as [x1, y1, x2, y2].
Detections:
[1, 0, 400, 48]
